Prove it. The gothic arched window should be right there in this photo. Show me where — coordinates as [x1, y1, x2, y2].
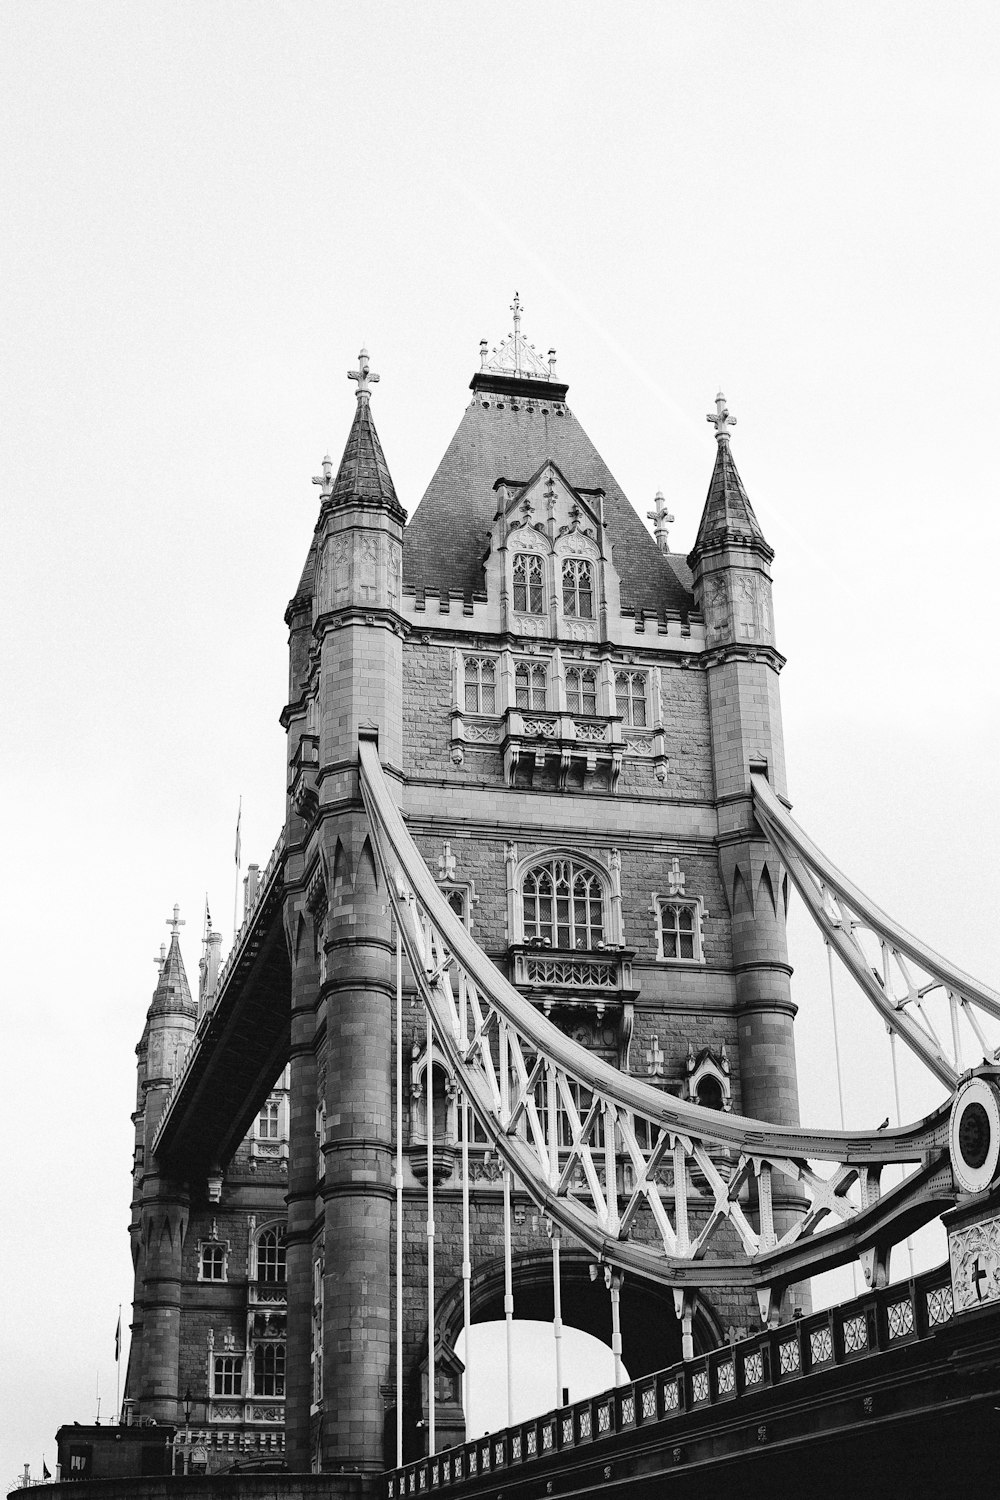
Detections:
[615, 670, 648, 727]
[513, 554, 544, 614]
[562, 559, 594, 618]
[657, 900, 703, 963]
[255, 1224, 286, 1283]
[515, 662, 547, 711]
[253, 1339, 286, 1397]
[566, 666, 598, 716]
[521, 857, 606, 950]
[464, 656, 497, 714]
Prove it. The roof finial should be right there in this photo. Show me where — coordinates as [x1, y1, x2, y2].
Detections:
[348, 347, 380, 401]
[510, 292, 522, 376]
[312, 452, 334, 497]
[166, 904, 185, 939]
[154, 942, 167, 974]
[707, 390, 736, 443]
[646, 489, 675, 554]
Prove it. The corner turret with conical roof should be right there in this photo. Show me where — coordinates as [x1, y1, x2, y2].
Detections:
[281, 348, 407, 1473]
[688, 396, 805, 1308]
[687, 393, 783, 776]
[129, 907, 197, 1425]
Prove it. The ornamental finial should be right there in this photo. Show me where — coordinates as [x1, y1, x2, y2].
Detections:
[166, 904, 185, 938]
[348, 347, 380, 400]
[707, 390, 736, 442]
[510, 291, 522, 338]
[646, 490, 675, 554]
[312, 452, 334, 497]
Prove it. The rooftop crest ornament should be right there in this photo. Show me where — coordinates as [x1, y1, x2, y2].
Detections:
[348, 347, 379, 399]
[480, 292, 556, 381]
[312, 452, 334, 497]
[166, 904, 185, 937]
[707, 390, 737, 442]
[647, 490, 675, 554]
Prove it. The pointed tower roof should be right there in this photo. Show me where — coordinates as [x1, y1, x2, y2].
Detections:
[404, 303, 694, 617]
[149, 908, 195, 1017]
[689, 392, 771, 563]
[326, 347, 405, 520]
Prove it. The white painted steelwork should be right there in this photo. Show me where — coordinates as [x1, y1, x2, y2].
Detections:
[358, 739, 990, 1302]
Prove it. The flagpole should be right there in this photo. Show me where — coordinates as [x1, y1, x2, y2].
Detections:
[232, 796, 242, 945]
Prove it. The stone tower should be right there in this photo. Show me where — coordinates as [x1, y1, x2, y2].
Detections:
[687, 394, 803, 1288]
[276, 316, 804, 1474]
[281, 349, 408, 1474]
[122, 311, 807, 1483]
[129, 914, 197, 1421]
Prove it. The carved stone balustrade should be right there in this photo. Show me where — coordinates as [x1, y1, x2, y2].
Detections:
[509, 944, 638, 1068]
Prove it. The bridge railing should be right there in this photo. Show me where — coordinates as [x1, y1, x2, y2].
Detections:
[384, 1264, 955, 1498]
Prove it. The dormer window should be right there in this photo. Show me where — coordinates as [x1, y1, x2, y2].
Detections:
[566, 666, 598, 716]
[513, 554, 544, 614]
[515, 662, 547, 710]
[562, 559, 594, 618]
[522, 857, 606, 950]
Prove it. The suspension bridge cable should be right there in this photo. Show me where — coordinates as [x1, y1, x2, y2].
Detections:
[459, 974, 472, 1439]
[826, 941, 858, 1295]
[426, 1004, 436, 1455]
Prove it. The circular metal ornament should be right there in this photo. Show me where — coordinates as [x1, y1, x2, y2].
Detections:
[949, 1077, 1000, 1194]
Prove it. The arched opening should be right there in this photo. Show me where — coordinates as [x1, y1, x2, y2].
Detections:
[433, 1249, 722, 1421]
[696, 1075, 725, 1110]
[455, 1319, 625, 1437]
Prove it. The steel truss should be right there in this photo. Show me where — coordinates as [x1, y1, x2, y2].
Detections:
[358, 741, 997, 1312]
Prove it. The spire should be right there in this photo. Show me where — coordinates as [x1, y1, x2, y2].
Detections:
[322, 348, 403, 519]
[149, 908, 195, 1015]
[689, 391, 771, 562]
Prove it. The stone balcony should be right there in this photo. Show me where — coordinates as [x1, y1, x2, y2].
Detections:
[451, 708, 668, 791]
[508, 943, 638, 1068]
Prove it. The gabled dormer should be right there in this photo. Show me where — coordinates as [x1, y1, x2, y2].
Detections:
[484, 459, 623, 642]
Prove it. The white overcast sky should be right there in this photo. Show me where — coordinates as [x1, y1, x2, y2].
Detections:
[3, 1, 999, 1483]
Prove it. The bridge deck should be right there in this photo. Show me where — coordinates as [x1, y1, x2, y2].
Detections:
[151, 841, 290, 1174]
[387, 1264, 999, 1500]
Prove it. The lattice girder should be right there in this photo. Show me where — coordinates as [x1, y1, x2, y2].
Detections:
[359, 738, 970, 1298]
[751, 773, 1000, 1089]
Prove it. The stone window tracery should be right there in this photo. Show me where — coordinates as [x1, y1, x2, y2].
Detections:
[512, 553, 544, 614]
[252, 1340, 286, 1397]
[562, 559, 594, 618]
[521, 857, 606, 950]
[515, 661, 547, 710]
[213, 1355, 243, 1397]
[464, 657, 497, 714]
[655, 899, 705, 963]
[566, 666, 598, 716]
[254, 1224, 286, 1284]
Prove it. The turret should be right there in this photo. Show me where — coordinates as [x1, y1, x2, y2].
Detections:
[281, 350, 407, 1472]
[689, 398, 805, 1314]
[127, 907, 197, 1422]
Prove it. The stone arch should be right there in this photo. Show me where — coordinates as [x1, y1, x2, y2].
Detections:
[435, 1247, 724, 1384]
